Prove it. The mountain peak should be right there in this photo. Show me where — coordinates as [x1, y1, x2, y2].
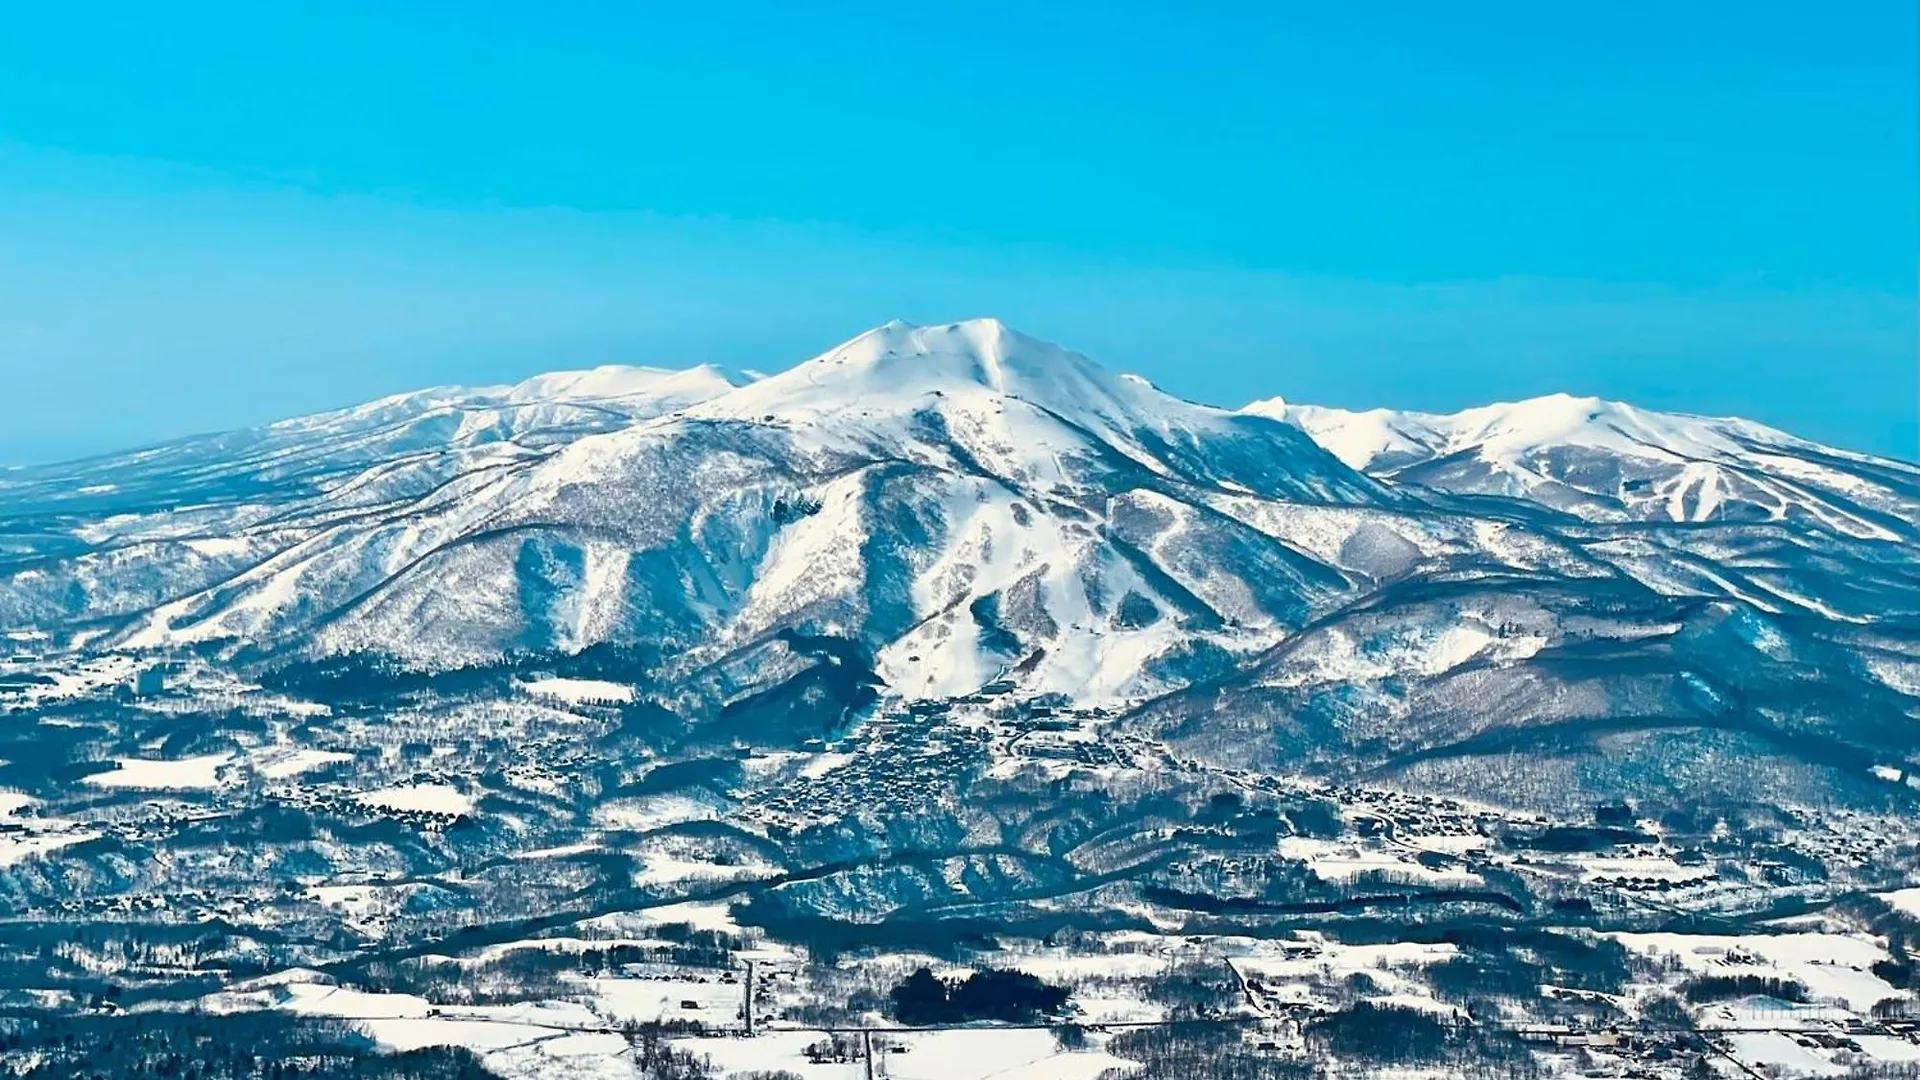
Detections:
[833, 317, 1032, 389]
[1257, 390, 1919, 533]
[696, 317, 1138, 424]
[1248, 392, 1742, 471]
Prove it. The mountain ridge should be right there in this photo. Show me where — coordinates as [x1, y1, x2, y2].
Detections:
[0, 320, 1913, 738]
[1252, 390, 1920, 537]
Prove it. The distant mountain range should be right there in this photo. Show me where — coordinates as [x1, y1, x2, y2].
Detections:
[3, 318, 1916, 810]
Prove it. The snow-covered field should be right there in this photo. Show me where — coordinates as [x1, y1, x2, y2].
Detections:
[1231, 933, 1462, 1015]
[1277, 836, 1480, 887]
[203, 970, 1139, 1080]
[0, 791, 98, 866]
[682, 1028, 1136, 1080]
[582, 900, 750, 938]
[522, 677, 637, 705]
[1724, 1031, 1849, 1077]
[160, 914, 1920, 1080]
[594, 793, 720, 832]
[1882, 887, 1920, 917]
[0, 826, 98, 867]
[1615, 930, 1900, 1015]
[81, 752, 233, 790]
[581, 973, 740, 1028]
[354, 783, 475, 816]
[1574, 854, 1710, 883]
[254, 746, 353, 779]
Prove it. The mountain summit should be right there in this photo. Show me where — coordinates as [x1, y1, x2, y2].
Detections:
[703, 318, 1151, 421]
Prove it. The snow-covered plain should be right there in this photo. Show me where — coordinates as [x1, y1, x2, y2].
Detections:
[80, 752, 233, 790]
[354, 783, 475, 816]
[1614, 930, 1901, 1014]
[522, 677, 637, 705]
[253, 746, 354, 779]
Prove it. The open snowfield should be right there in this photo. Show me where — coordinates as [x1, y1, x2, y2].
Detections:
[1574, 854, 1711, 883]
[0, 828, 98, 867]
[81, 752, 233, 790]
[594, 793, 721, 831]
[274, 980, 644, 1078]
[253, 746, 353, 779]
[1230, 934, 1461, 1012]
[1725, 1031, 1848, 1077]
[615, 900, 746, 936]
[581, 972, 741, 1028]
[1881, 887, 1920, 917]
[629, 834, 779, 888]
[353, 783, 475, 816]
[681, 1028, 1136, 1080]
[1276, 836, 1480, 886]
[216, 971, 1142, 1080]
[522, 677, 636, 705]
[1614, 930, 1900, 1014]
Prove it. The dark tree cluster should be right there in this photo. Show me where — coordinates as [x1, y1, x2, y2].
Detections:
[1426, 926, 1635, 1011]
[1875, 957, 1916, 989]
[1105, 1022, 1319, 1080]
[1518, 825, 1658, 852]
[0, 1011, 489, 1079]
[887, 966, 1069, 1024]
[1143, 960, 1243, 1020]
[1307, 1002, 1453, 1062]
[1306, 1002, 1540, 1076]
[1105, 1015, 1541, 1080]
[1680, 974, 1810, 1004]
[626, 1027, 717, 1080]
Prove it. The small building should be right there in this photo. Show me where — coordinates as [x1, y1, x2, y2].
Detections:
[128, 662, 179, 697]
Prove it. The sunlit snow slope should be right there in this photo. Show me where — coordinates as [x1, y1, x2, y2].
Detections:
[1250, 394, 1920, 537]
[3, 320, 1916, 722]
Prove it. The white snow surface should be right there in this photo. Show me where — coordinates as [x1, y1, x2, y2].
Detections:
[354, 784, 475, 816]
[1249, 393, 1761, 471]
[253, 746, 354, 779]
[81, 752, 234, 790]
[522, 677, 636, 705]
[1251, 391, 1920, 533]
[1613, 931, 1900, 1013]
[686, 1028, 1137, 1080]
[6, 317, 1916, 707]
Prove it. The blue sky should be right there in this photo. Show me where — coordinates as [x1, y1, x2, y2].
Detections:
[1, 1, 1914, 462]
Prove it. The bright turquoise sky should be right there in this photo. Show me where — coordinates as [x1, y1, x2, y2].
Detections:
[2, 2, 1915, 462]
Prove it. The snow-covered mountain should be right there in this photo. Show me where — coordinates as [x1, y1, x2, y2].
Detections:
[1250, 393, 1920, 537]
[8, 321, 1920, 1079]
[0, 363, 747, 639]
[3, 319, 1916, 746]
[1, 321, 1398, 704]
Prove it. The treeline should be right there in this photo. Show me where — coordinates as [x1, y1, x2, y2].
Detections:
[1104, 1022, 1318, 1080]
[1680, 973, 1809, 1003]
[1143, 959, 1244, 1020]
[1424, 924, 1637, 1018]
[1103, 1005, 1541, 1080]
[0, 1012, 755, 1080]
[351, 924, 745, 1005]
[1305, 1002, 1540, 1076]
[0, 1011, 489, 1079]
